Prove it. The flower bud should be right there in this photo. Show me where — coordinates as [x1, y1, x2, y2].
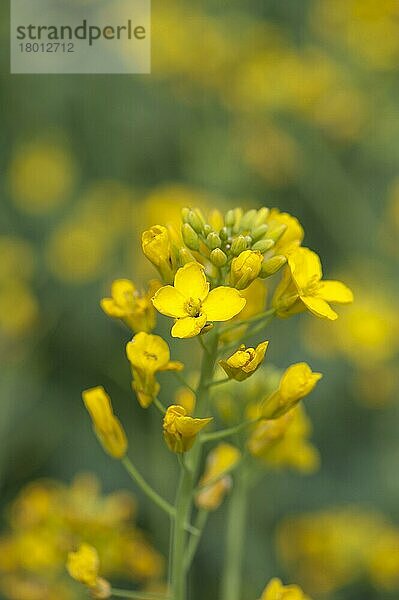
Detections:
[182, 223, 200, 250]
[251, 224, 269, 241]
[163, 405, 212, 453]
[253, 207, 270, 227]
[230, 250, 263, 290]
[260, 255, 287, 277]
[210, 248, 228, 267]
[230, 235, 248, 256]
[187, 209, 204, 234]
[232, 208, 243, 233]
[207, 232, 222, 250]
[219, 226, 229, 241]
[225, 209, 236, 227]
[240, 209, 257, 231]
[181, 207, 190, 223]
[203, 223, 212, 236]
[141, 225, 174, 282]
[179, 247, 195, 265]
[252, 239, 275, 253]
[268, 223, 288, 242]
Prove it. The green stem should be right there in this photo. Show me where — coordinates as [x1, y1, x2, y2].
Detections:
[121, 457, 198, 535]
[170, 332, 219, 599]
[111, 589, 169, 600]
[153, 397, 167, 414]
[206, 376, 229, 388]
[201, 418, 260, 443]
[221, 308, 276, 335]
[184, 509, 209, 570]
[220, 467, 250, 600]
[172, 371, 197, 395]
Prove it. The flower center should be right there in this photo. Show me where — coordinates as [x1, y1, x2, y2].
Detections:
[303, 275, 321, 296]
[185, 298, 202, 317]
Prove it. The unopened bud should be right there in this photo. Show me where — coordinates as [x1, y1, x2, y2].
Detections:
[232, 208, 243, 233]
[268, 224, 287, 242]
[187, 210, 204, 234]
[260, 255, 287, 277]
[181, 207, 190, 223]
[240, 209, 257, 231]
[230, 250, 263, 290]
[203, 224, 212, 237]
[210, 248, 228, 267]
[207, 232, 222, 250]
[252, 239, 275, 253]
[220, 227, 229, 241]
[182, 223, 200, 250]
[225, 209, 236, 228]
[251, 224, 269, 241]
[179, 248, 195, 265]
[253, 207, 270, 228]
[230, 235, 248, 256]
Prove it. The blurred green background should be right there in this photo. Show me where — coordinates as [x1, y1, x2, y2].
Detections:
[1, 1, 399, 599]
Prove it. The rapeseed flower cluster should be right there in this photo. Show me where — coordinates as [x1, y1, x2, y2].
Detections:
[77, 204, 352, 600]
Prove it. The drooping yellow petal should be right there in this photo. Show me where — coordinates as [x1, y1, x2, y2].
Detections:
[316, 280, 354, 304]
[173, 262, 209, 301]
[152, 285, 187, 318]
[289, 248, 322, 291]
[202, 287, 246, 321]
[301, 296, 338, 320]
[176, 415, 213, 437]
[171, 314, 207, 338]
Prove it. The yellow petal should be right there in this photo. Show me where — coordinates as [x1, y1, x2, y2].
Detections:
[152, 285, 187, 318]
[111, 278, 135, 303]
[202, 287, 246, 321]
[126, 332, 170, 370]
[317, 280, 354, 304]
[289, 248, 322, 291]
[82, 386, 113, 431]
[173, 262, 209, 301]
[301, 296, 338, 320]
[176, 415, 213, 437]
[100, 298, 124, 317]
[171, 315, 207, 338]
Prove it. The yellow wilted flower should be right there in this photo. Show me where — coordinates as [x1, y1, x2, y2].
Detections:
[273, 247, 353, 320]
[126, 332, 183, 408]
[262, 363, 322, 418]
[230, 250, 264, 290]
[220, 341, 269, 381]
[152, 262, 246, 338]
[259, 578, 311, 600]
[101, 279, 160, 333]
[196, 443, 241, 511]
[82, 387, 127, 459]
[163, 405, 212, 453]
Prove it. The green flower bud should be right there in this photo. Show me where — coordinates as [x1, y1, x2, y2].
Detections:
[203, 224, 212, 237]
[181, 207, 190, 223]
[232, 208, 243, 233]
[268, 224, 287, 242]
[240, 209, 257, 231]
[182, 223, 200, 250]
[225, 209, 236, 228]
[207, 232, 222, 250]
[179, 248, 195, 265]
[260, 255, 287, 277]
[230, 250, 263, 290]
[253, 207, 270, 228]
[251, 224, 269, 241]
[210, 248, 228, 267]
[187, 210, 204, 234]
[252, 239, 275, 253]
[230, 235, 248, 256]
[219, 227, 229, 241]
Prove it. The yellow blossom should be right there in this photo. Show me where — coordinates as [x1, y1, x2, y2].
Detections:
[126, 332, 183, 408]
[230, 250, 264, 290]
[220, 341, 269, 381]
[262, 363, 322, 418]
[163, 405, 212, 453]
[273, 247, 353, 320]
[196, 443, 241, 511]
[67, 543, 99, 587]
[266, 209, 304, 256]
[101, 279, 160, 333]
[141, 225, 175, 282]
[82, 387, 127, 459]
[152, 262, 246, 338]
[259, 578, 311, 600]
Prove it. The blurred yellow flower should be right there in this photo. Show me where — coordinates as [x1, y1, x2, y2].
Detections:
[259, 578, 311, 600]
[126, 332, 183, 408]
[274, 247, 353, 320]
[262, 363, 322, 419]
[153, 262, 246, 338]
[0, 279, 38, 337]
[175, 387, 196, 414]
[101, 279, 160, 333]
[196, 443, 241, 511]
[220, 341, 269, 382]
[163, 405, 212, 453]
[8, 138, 76, 214]
[67, 543, 99, 587]
[82, 386, 127, 459]
[230, 250, 264, 290]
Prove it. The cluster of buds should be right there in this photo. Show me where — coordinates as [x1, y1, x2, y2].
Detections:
[181, 207, 290, 288]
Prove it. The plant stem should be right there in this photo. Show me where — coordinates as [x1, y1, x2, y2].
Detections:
[221, 308, 276, 335]
[201, 418, 260, 443]
[184, 509, 209, 570]
[111, 589, 169, 600]
[220, 466, 250, 600]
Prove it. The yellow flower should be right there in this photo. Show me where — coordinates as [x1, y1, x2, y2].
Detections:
[196, 443, 241, 511]
[220, 341, 269, 381]
[273, 247, 353, 320]
[266, 209, 304, 255]
[163, 405, 212, 453]
[67, 543, 99, 587]
[262, 363, 322, 418]
[230, 250, 264, 290]
[126, 332, 183, 408]
[82, 386, 127, 459]
[141, 225, 175, 282]
[101, 279, 160, 333]
[259, 577, 311, 600]
[152, 262, 246, 338]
